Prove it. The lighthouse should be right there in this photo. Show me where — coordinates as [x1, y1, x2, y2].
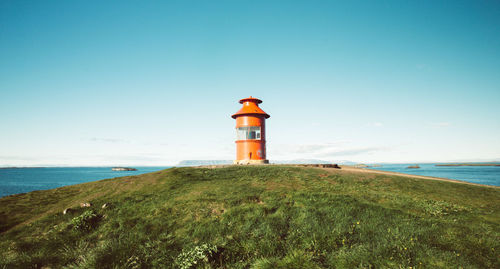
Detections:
[232, 96, 270, 165]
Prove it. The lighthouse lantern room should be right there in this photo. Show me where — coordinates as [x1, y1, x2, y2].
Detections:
[231, 96, 270, 164]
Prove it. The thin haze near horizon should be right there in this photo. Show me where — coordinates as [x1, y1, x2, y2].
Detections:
[1, 1, 499, 166]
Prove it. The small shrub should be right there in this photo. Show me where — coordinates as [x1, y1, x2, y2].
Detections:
[175, 243, 218, 269]
[71, 210, 100, 232]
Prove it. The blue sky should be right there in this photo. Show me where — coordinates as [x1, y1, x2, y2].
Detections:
[1, 0, 499, 166]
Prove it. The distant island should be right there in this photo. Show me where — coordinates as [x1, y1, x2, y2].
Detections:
[407, 165, 421, 169]
[111, 167, 137, 171]
[436, 163, 500, 167]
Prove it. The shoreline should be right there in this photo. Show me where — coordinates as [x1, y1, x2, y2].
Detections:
[337, 165, 499, 188]
[199, 164, 499, 188]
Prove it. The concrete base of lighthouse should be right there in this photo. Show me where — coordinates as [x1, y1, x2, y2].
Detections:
[233, 159, 269, 165]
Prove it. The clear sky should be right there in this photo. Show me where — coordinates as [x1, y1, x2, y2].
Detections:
[1, 0, 499, 166]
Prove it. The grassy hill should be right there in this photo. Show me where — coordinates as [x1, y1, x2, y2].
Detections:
[0, 166, 499, 268]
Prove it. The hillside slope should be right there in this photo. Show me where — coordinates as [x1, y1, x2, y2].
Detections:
[1, 166, 499, 268]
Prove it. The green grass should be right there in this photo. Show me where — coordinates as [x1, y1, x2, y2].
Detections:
[0, 166, 499, 268]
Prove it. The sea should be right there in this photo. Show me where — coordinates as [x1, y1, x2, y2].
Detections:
[367, 163, 500, 187]
[0, 164, 499, 198]
[0, 167, 171, 198]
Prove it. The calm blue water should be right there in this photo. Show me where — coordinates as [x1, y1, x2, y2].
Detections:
[367, 163, 500, 187]
[0, 167, 171, 198]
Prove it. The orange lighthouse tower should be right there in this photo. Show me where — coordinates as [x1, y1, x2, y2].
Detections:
[232, 96, 270, 164]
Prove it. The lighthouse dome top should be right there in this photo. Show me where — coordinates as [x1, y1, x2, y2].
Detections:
[231, 96, 270, 119]
[239, 96, 262, 104]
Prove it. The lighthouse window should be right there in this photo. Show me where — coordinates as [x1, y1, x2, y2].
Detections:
[236, 126, 261, 140]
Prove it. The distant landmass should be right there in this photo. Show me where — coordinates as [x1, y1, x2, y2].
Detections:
[335, 160, 360, 165]
[177, 159, 347, 166]
[177, 160, 233, 166]
[0, 167, 42, 169]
